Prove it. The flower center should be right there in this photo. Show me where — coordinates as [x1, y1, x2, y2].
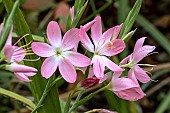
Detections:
[56, 48, 62, 56]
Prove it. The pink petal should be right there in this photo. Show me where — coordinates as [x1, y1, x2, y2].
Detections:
[91, 55, 105, 79]
[4, 45, 15, 62]
[12, 46, 26, 62]
[70, 6, 74, 20]
[0, 23, 3, 36]
[134, 65, 151, 83]
[7, 63, 37, 73]
[102, 24, 122, 42]
[91, 16, 102, 46]
[47, 21, 62, 48]
[41, 56, 59, 79]
[5, 25, 13, 46]
[15, 72, 32, 82]
[112, 77, 139, 91]
[128, 69, 138, 84]
[31, 42, 55, 57]
[133, 37, 146, 53]
[120, 55, 131, 65]
[101, 56, 124, 72]
[63, 51, 91, 67]
[82, 20, 95, 31]
[59, 58, 77, 83]
[79, 27, 94, 52]
[62, 28, 79, 51]
[133, 45, 155, 63]
[101, 39, 125, 56]
[24, 72, 36, 76]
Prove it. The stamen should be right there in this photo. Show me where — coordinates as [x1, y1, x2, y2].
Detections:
[13, 34, 29, 46]
[146, 52, 159, 57]
[23, 57, 40, 61]
[26, 50, 33, 53]
[25, 53, 35, 55]
[138, 64, 156, 67]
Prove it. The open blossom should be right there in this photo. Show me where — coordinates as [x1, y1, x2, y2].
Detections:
[0, 23, 37, 82]
[79, 16, 125, 79]
[120, 37, 156, 83]
[111, 72, 146, 101]
[31, 21, 91, 83]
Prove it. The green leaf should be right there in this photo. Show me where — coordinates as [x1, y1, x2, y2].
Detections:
[136, 14, 170, 55]
[72, 0, 88, 28]
[155, 90, 170, 113]
[119, 0, 142, 39]
[122, 29, 136, 43]
[0, 0, 19, 52]
[0, 88, 36, 109]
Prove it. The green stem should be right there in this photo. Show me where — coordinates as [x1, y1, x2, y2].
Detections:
[0, 57, 5, 63]
[68, 84, 110, 113]
[31, 76, 62, 113]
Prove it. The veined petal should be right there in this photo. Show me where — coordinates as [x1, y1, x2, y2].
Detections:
[91, 55, 105, 79]
[59, 57, 77, 83]
[112, 77, 139, 91]
[4, 45, 15, 62]
[70, 6, 74, 20]
[134, 65, 151, 83]
[133, 45, 155, 63]
[133, 37, 146, 53]
[41, 55, 59, 79]
[82, 20, 95, 31]
[63, 51, 91, 67]
[62, 28, 79, 51]
[31, 42, 55, 57]
[47, 21, 62, 48]
[120, 55, 131, 65]
[128, 69, 138, 84]
[101, 56, 124, 72]
[101, 39, 125, 56]
[102, 24, 122, 42]
[15, 72, 32, 82]
[91, 16, 102, 46]
[24, 72, 36, 76]
[5, 25, 13, 46]
[12, 46, 26, 62]
[79, 27, 94, 52]
[7, 62, 37, 73]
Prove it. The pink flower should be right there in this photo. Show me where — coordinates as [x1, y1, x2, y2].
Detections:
[79, 16, 125, 79]
[79, 77, 99, 90]
[0, 23, 26, 62]
[0, 23, 37, 82]
[31, 21, 91, 83]
[120, 37, 156, 83]
[111, 72, 146, 101]
[6, 62, 37, 82]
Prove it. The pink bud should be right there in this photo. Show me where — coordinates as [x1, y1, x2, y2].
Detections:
[80, 77, 100, 89]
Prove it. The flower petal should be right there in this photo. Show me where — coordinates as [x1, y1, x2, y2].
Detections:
[15, 72, 32, 82]
[133, 37, 146, 53]
[79, 27, 94, 52]
[41, 56, 58, 79]
[62, 28, 79, 51]
[47, 21, 62, 48]
[133, 45, 155, 63]
[102, 24, 122, 42]
[4, 45, 15, 62]
[82, 20, 95, 31]
[59, 58, 77, 83]
[101, 56, 124, 72]
[101, 39, 125, 56]
[91, 55, 105, 79]
[7, 62, 37, 72]
[91, 16, 102, 46]
[5, 25, 13, 46]
[12, 46, 26, 62]
[63, 51, 91, 67]
[120, 55, 131, 65]
[134, 65, 151, 83]
[31, 42, 55, 57]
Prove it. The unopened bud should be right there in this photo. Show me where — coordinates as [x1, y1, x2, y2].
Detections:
[80, 77, 100, 90]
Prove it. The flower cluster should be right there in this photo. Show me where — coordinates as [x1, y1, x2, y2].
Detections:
[1, 14, 155, 101]
[0, 23, 37, 82]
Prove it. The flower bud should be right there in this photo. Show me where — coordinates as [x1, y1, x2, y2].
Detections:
[80, 77, 100, 90]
